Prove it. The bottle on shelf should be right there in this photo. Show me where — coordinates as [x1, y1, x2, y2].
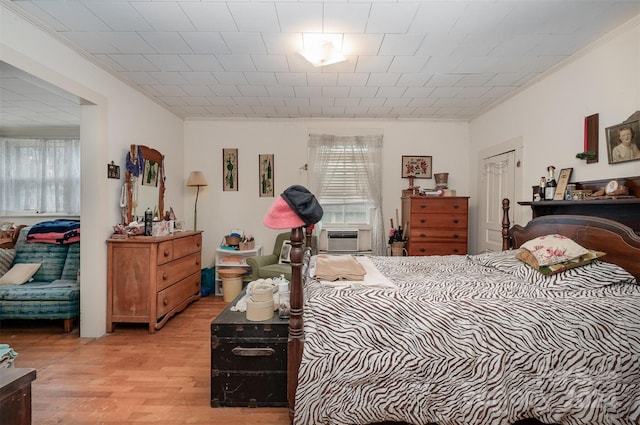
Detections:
[144, 207, 153, 236]
[545, 166, 557, 200]
[537, 177, 545, 201]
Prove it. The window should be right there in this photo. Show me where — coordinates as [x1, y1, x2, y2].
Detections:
[308, 134, 386, 255]
[0, 138, 80, 214]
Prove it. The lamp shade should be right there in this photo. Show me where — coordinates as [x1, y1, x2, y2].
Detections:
[187, 171, 208, 187]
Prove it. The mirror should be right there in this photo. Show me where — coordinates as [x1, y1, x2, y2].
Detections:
[125, 145, 165, 224]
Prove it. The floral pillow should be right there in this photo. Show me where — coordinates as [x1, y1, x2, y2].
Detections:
[516, 248, 606, 275]
[520, 234, 589, 266]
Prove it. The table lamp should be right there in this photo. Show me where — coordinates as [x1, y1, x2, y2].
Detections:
[187, 171, 208, 231]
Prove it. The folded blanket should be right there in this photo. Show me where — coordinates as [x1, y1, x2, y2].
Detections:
[312, 256, 396, 290]
[315, 254, 366, 281]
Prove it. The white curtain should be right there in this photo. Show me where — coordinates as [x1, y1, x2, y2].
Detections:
[0, 138, 81, 213]
[307, 133, 385, 256]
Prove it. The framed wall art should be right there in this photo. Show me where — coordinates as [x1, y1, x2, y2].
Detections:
[107, 161, 120, 179]
[553, 167, 573, 201]
[606, 120, 640, 164]
[401, 155, 432, 179]
[259, 154, 274, 197]
[223, 148, 238, 191]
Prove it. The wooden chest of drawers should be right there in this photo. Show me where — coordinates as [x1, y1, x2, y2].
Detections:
[211, 296, 288, 407]
[402, 196, 469, 256]
[107, 231, 202, 333]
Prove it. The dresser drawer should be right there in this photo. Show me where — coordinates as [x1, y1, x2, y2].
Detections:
[173, 234, 202, 259]
[157, 252, 201, 290]
[409, 242, 467, 256]
[156, 273, 201, 318]
[157, 240, 174, 265]
[212, 339, 287, 372]
[409, 228, 467, 242]
[410, 213, 467, 229]
[410, 198, 468, 214]
[211, 370, 287, 407]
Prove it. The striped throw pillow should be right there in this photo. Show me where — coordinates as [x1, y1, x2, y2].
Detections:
[0, 249, 16, 277]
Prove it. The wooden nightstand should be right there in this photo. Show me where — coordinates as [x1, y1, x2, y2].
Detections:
[210, 293, 288, 407]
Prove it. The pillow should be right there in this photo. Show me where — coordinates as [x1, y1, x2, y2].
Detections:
[520, 234, 589, 266]
[279, 240, 292, 264]
[0, 249, 16, 277]
[0, 263, 41, 285]
[516, 248, 606, 275]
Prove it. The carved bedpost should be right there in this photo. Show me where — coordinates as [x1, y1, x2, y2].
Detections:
[288, 226, 304, 422]
[501, 198, 511, 251]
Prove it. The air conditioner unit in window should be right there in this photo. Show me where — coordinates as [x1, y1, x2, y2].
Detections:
[326, 229, 359, 252]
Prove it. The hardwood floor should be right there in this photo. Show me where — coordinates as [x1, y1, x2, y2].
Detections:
[0, 296, 290, 425]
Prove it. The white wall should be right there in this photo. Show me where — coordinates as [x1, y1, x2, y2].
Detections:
[470, 16, 640, 232]
[1, 4, 185, 337]
[184, 119, 470, 266]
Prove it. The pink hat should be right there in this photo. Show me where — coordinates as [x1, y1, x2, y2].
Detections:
[263, 196, 305, 229]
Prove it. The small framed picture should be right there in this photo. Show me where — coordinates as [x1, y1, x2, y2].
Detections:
[553, 168, 573, 200]
[223, 148, 238, 191]
[402, 155, 432, 179]
[107, 162, 120, 179]
[606, 120, 640, 164]
[259, 154, 274, 197]
[279, 240, 292, 264]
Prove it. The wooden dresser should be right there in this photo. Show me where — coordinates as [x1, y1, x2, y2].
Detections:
[0, 368, 36, 425]
[402, 196, 469, 256]
[107, 231, 202, 333]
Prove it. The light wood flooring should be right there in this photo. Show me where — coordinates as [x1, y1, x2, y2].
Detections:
[0, 296, 290, 425]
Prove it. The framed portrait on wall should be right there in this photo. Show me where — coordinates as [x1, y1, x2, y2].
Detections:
[223, 148, 238, 191]
[259, 154, 274, 197]
[606, 120, 640, 164]
[401, 155, 432, 179]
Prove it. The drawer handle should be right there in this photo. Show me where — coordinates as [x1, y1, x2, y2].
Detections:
[196, 259, 201, 266]
[453, 204, 460, 209]
[163, 297, 169, 306]
[162, 271, 168, 280]
[418, 248, 426, 253]
[453, 234, 459, 239]
[419, 219, 426, 224]
[419, 204, 427, 209]
[452, 248, 459, 253]
[164, 249, 170, 257]
[231, 347, 275, 357]
[419, 233, 426, 238]
[453, 219, 459, 224]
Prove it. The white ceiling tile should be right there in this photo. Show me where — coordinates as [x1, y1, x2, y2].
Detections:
[449, 2, 513, 37]
[259, 97, 286, 107]
[388, 57, 428, 73]
[322, 87, 350, 97]
[349, 86, 378, 98]
[251, 56, 290, 73]
[276, 3, 322, 33]
[244, 72, 278, 85]
[108, 54, 158, 72]
[180, 33, 230, 55]
[139, 33, 192, 54]
[228, 3, 280, 32]
[359, 98, 386, 108]
[355, 56, 393, 73]
[213, 72, 248, 85]
[217, 55, 257, 72]
[131, 2, 195, 31]
[151, 85, 187, 97]
[294, 86, 323, 97]
[147, 71, 189, 85]
[307, 73, 338, 86]
[263, 33, 303, 55]
[324, 3, 371, 33]
[337, 73, 369, 87]
[237, 85, 269, 97]
[376, 87, 407, 98]
[409, 2, 467, 35]
[84, 2, 151, 31]
[367, 3, 420, 34]
[367, 73, 401, 86]
[181, 55, 224, 72]
[379, 34, 426, 56]
[275, 73, 308, 86]
[180, 72, 218, 85]
[31, 1, 110, 31]
[397, 73, 431, 86]
[343, 34, 384, 56]
[182, 86, 214, 97]
[180, 3, 236, 31]
[145, 56, 191, 72]
[221, 33, 268, 55]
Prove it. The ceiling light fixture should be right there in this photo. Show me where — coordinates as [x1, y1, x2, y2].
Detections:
[300, 40, 346, 67]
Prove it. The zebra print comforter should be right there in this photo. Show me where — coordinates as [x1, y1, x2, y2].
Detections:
[294, 252, 640, 425]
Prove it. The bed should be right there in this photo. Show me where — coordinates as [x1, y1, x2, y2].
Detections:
[285, 199, 640, 425]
